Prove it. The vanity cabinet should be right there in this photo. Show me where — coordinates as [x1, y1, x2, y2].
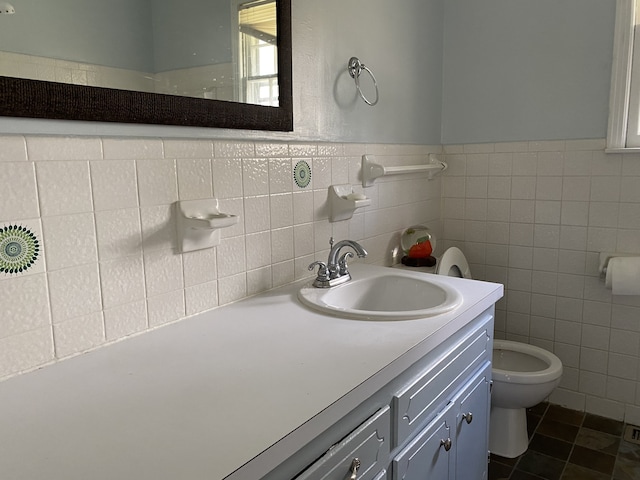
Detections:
[392, 364, 491, 480]
[290, 311, 493, 480]
[0, 263, 502, 480]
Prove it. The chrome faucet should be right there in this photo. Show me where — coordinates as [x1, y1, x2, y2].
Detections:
[308, 237, 368, 287]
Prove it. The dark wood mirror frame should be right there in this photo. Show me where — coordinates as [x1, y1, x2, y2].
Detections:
[0, 0, 292, 132]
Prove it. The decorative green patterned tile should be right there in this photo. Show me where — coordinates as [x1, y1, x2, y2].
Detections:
[0, 224, 40, 275]
[293, 160, 311, 188]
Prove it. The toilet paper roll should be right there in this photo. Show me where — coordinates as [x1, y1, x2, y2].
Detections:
[605, 257, 640, 295]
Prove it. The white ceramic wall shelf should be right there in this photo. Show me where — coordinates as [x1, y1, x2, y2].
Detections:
[361, 154, 448, 187]
[176, 199, 239, 253]
[328, 185, 371, 222]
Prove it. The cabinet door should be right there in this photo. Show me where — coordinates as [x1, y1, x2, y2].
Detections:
[453, 363, 491, 480]
[392, 402, 455, 480]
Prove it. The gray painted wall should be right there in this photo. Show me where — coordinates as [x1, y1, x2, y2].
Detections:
[441, 0, 616, 144]
[292, 0, 445, 144]
[0, 0, 619, 145]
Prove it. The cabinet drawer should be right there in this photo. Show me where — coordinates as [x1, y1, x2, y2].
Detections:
[393, 325, 489, 446]
[295, 406, 391, 480]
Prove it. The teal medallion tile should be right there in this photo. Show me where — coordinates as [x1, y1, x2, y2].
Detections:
[293, 160, 311, 188]
[0, 224, 40, 275]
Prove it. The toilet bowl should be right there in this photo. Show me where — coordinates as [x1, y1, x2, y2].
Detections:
[423, 246, 563, 458]
[490, 340, 562, 457]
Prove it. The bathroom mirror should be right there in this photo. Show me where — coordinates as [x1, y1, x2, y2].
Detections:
[0, 0, 292, 131]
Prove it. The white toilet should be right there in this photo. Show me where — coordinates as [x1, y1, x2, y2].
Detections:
[491, 339, 562, 457]
[432, 247, 563, 458]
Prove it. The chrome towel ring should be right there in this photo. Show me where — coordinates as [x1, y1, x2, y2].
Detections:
[347, 57, 379, 106]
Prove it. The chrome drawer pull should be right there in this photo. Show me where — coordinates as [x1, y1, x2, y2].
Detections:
[440, 438, 452, 451]
[347, 458, 361, 480]
[462, 412, 473, 424]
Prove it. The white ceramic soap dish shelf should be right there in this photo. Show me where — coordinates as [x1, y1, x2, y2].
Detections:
[328, 185, 371, 222]
[176, 199, 239, 252]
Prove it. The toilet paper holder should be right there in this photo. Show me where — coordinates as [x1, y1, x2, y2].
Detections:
[598, 251, 639, 275]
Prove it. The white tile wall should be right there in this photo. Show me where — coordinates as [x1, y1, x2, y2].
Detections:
[441, 139, 640, 424]
[0, 136, 441, 385]
[0, 162, 39, 221]
[6, 132, 640, 424]
[90, 160, 139, 211]
[36, 161, 93, 216]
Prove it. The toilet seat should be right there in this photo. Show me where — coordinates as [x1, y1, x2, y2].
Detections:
[436, 247, 472, 279]
[492, 340, 563, 385]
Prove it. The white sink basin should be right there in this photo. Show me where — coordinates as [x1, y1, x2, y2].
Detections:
[298, 267, 462, 320]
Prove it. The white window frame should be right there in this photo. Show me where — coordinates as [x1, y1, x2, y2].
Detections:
[242, 31, 279, 106]
[607, 0, 640, 151]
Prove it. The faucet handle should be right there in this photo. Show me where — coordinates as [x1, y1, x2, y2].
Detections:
[308, 261, 330, 281]
[338, 251, 354, 276]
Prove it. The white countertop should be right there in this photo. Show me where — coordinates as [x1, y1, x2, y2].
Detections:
[0, 264, 502, 480]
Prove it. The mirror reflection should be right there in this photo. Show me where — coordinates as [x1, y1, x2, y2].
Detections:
[0, 0, 278, 106]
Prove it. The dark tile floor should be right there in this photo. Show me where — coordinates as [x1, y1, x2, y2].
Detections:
[489, 403, 640, 480]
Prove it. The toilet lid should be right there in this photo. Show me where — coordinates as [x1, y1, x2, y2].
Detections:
[436, 247, 472, 279]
